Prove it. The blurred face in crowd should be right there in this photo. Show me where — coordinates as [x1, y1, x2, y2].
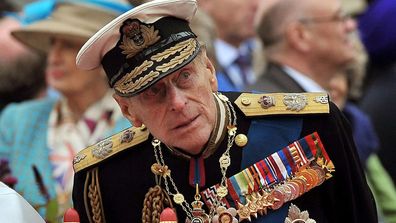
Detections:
[114, 50, 218, 155]
[328, 73, 348, 109]
[301, 0, 356, 69]
[0, 17, 47, 105]
[46, 37, 107, 97]
[200, 0, 259, 47]
[254, 0, 280, 27]
[0, 18, 32, 64]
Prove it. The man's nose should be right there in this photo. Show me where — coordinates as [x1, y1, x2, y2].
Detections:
[168, 86, 187, 112]
[345, 16, 357, 32]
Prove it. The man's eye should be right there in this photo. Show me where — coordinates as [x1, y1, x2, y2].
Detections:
[145, 85, 161, 97]
[181, 71, 190, 79]
[177, 71, 193, 87]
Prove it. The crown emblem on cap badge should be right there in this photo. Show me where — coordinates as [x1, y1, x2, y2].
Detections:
[119, 19, 161, 59]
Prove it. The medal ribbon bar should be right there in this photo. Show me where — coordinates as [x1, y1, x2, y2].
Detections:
[202, 132, 335, 215]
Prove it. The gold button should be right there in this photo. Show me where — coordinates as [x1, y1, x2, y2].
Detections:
[235, 134, 248, 147]
[241, 97, 251, 106]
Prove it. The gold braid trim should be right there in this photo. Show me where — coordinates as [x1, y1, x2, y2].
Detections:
[151, 39, 191, 62]
[156, 39, 197, 73]
[114, 38, 197, 95]
[116, 70, 160, 94]
[142, 185, 174, 223]
[114, 61, 159, 94]
[114, 60, 153, 90]
[84, 168, 106, 223]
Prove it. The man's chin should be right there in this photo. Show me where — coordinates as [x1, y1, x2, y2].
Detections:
[168, 134, 210, 154]
[169, 141, 204, 155]
[162, 127, 212, 153]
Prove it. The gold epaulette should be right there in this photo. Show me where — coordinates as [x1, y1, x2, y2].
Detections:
[235, 92, 329, 116]
[73, 125, 150, 173]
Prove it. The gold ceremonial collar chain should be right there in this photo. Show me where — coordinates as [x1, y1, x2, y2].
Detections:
[151, 92, 237, 222]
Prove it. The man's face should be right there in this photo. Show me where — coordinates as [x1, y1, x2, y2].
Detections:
[201, 0, 259, 47]
[303, 0, 357, 68]
[115, 52, 218, 155]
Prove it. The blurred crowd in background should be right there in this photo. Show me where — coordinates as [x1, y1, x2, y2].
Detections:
[0, 0, 395, 222]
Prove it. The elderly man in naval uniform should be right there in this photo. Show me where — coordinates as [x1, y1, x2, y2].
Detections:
[71, 0, 377, 222]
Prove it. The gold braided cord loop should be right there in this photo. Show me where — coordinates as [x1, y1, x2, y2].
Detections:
[155, 39, 197, 73]
[84, 171, 94, 223]
[142, 185, 174, 223]
[84, 168, 106, 223]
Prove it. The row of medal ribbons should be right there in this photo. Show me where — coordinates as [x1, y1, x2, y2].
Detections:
[201, 132, 335, 221]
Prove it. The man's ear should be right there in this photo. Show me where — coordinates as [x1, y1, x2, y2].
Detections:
[205, 56, 218, 91]
[113, 94, 143, 127]
[286, 22, 310, 52]
[198, 0, 213, 12]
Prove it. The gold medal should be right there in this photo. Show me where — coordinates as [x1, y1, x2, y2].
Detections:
[311, 165, 326, 186]
[286, 181, 300, 201]
[292, 177, 307, 195]
[252, 192, 267, 216]
[305, 168, 318, 188]
[247, 197, 259, 218]
[270, 188, 284, 210]
[296, 170, 315, 191]
[237, 201, 252, 222]
[261, 190, 273, 206]
[278, 183, 292, 202]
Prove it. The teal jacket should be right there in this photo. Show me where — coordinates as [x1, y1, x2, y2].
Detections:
[0, 97, 131, 216]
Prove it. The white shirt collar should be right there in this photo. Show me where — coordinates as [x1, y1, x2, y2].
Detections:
[214, 39, 254, 68]
[214, 39, 238, 68]
[214, 39, 256, 89]
[282, 65, 326, 92]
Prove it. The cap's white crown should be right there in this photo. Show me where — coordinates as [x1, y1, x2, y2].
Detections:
[76, 0, 197, 70]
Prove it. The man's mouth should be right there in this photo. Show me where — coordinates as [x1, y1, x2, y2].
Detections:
[173, 115, 199, 130]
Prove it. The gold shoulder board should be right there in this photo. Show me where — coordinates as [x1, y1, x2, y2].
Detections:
[235, 92, 329, 116]
[73, 125, 150, 173]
